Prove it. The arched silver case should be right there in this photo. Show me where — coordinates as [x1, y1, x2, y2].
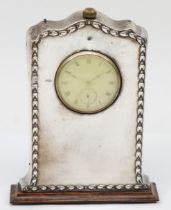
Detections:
[10, 8, 158, 204]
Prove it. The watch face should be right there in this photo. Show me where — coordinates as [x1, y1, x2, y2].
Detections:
[55, 51, 121, 114]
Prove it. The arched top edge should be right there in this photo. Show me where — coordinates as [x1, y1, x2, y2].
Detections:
[28, 9, 147, 42]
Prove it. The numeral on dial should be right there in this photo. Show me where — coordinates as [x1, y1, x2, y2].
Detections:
[65, 91, 71, 96]
[55, 51, 121, 113]
[105, 91, 111, 96]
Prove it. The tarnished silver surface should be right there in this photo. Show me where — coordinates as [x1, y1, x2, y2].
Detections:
[19, 9, 149, 192]
[28, 10, 147, 43]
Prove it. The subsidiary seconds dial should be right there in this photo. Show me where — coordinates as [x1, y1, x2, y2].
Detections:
[55, 51, 121, 114]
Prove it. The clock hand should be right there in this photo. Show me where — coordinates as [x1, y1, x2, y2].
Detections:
[87, 70, 111, 83]
[65, 71, 86, 83]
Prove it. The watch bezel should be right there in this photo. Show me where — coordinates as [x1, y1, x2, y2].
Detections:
[54, 50, 122, 114]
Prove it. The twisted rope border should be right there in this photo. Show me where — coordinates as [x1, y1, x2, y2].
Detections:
[24, 20, 148, 191]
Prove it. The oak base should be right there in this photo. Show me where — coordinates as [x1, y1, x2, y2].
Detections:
[10, 183, 159, 204]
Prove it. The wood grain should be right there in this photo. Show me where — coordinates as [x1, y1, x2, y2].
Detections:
[10, 183, 159, 204]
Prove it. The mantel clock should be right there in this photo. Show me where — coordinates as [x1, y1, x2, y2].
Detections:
[10, 8, 159, 204]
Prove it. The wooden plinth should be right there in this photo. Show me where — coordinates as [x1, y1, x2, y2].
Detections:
[10, 183, 159, 204]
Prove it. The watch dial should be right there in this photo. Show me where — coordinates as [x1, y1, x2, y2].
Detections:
[55, 51, 121, 114]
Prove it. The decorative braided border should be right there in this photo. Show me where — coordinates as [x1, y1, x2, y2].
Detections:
[24, 20, 148, 192]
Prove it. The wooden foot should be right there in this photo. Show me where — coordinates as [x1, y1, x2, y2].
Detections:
[10, 183, 159, 204]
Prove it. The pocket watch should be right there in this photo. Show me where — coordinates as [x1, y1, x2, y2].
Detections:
[55, 51, 121, 114]
[10, 8, 158, 204]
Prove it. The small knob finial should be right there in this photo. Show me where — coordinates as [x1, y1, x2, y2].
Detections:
[83, 8, 97, 19]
